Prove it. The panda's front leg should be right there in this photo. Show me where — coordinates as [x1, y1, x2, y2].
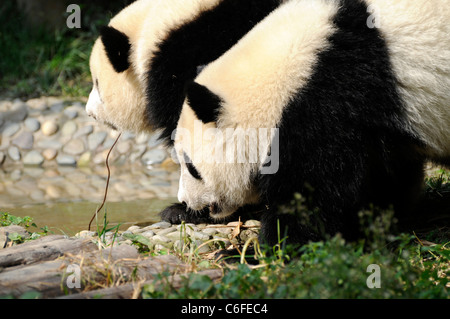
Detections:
[160, 202, 214, 224]
[160, 203, 264, 225]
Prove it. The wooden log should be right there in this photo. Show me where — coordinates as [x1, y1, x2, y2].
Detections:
[0, 235, 97, 268]
[0, 242, 187, 298]
[56, 269, 224, 299]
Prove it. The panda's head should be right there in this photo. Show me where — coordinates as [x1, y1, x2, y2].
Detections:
[86, 0, 153, 133]
[174, 82, 272, 219]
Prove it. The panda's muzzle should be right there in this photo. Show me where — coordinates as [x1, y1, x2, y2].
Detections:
[209, 203, 219, 215]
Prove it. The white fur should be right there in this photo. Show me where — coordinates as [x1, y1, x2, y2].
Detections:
[176, 0, 339, 217]
[365, 0, 450, 158]
[87, 0, 154, 132]
[134, 0, 222, 85]
[87, 0, 223, 133]
[176, 0, 450, 218]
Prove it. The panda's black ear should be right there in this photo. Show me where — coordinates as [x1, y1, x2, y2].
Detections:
[185, 81, 222, 123]
[100, 26, 131, 73]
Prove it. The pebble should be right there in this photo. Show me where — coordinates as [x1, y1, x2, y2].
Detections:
[61, 121, 77, 136]
[74, 125, 93, 138]
[23, 150, 44, 166]
[27, 98, 48, 111]
[148, 221, 172, 230]
[116, 141, 131, 154]
[42, 121, 59, 136]
[142, 149, 167, 165]
[63, 108, 78, 120]
[88, 131, 107, 150]
[42, 149, 58, 161]
[147, 133, 163, 148]
[8, 146, 21, 161]
[12, 131, 34, 150]
[2, 123, 21, 137]
[141, 230, 156, 238]
[63, 138, 85, 155]
[151, 234, 172, 245]
[24, 118, 41, 132]
[77, 151, 91, 167]
[56, 154, 77, 166]
[5, 102, 28, 122]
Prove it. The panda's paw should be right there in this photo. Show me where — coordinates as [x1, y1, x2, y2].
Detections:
[159, 203, 212, 224]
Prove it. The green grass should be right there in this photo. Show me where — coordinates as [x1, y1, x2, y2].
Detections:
[143, 230, 449, 299]
[0, 2, 121, 98]
[1, 212, 49, 243]
[142, 172, 450, 299]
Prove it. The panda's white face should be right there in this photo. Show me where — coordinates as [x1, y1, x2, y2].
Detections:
[174, 105, 261, 219]
[86, 38, 149, 133]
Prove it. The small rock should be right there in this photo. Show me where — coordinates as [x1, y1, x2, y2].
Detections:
[30, 189, 45, 201]
[24, 118, 41, 132]
[49, 101, 64, 112]
[148, 221, 172, 229]
[36, 138, 62, 149]
[42, 121, 59, 136]
[141, 149, 167, 165]
[126, 226, 141, 234]
[61, 121, 77, 136]
[239, 229, 259, 242]
[2, 123, 21, 137]
[244, 220, 261, 227]
[76, 230, 97, 238]
[8, 146, 21, 161]
[88, 131, 107, 150]
[27, 98, 48, 111]
[141, 230, 156, 238]
[151, 234, 172, 244]
[46, 185, 62, 198]
[148, 133, 163, 147]
[63, 139, 85, 155]
[166, 231, 183, 241]
[63, 108, 78, 119]
[192, 231, 211, 241]
[92, 149, 109, 164]
[77, 151, 91, 167]
[12, 131, 34, 150]
[56, 154, 77, 166]
[0, 225, 29, 246]
[136, 133, 149, 144]
[116, 141, 131, 154]
[42, 149, 58, 161]
[23, 150, 44, 166]
[5, 102, 28, 122]
[155, 226, 177, 236]
[74, 125, 93, 138]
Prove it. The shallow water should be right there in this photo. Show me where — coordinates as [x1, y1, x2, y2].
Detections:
[6, 198, 176, 236]
[0, 164, 179, 236]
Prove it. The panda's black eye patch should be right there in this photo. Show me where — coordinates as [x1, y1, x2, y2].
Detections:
[183, 153, 202, 181]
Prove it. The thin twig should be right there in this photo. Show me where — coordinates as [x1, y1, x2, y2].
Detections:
[88, 132, 122, 231]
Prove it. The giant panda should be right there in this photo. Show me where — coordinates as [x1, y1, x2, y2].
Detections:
[86, 0, 281, 139]
[161, 0, 450, 246]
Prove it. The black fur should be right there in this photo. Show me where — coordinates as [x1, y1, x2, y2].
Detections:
[145, 0, 280, 145]
[185, 81, 222, 123]
[256, 0, 426, 246]
[160, 202, 264, 224]
[100, 26, 131, 73]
